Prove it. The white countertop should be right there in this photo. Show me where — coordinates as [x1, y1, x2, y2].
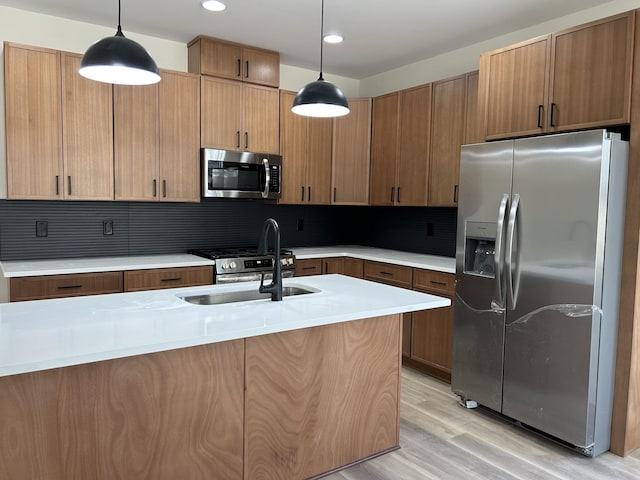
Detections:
[0, 275, 450, 378]
[0, 254, 216, 278]
[291, 246, 455, 273]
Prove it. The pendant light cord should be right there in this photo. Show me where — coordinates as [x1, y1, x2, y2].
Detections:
[116, 0, 123, 36]
[318, 0, 324, 81]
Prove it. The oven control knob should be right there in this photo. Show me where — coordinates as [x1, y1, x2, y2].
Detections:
[230, 262, 237, 269]
[220, 262, 228, 270]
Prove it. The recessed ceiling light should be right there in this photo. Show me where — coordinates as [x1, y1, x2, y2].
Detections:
[201, 0, 226, 11]
[323, 34, 343, 44]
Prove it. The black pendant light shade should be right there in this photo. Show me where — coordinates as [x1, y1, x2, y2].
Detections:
[291, 75, 349, 117]
[79, 1, 160, 85]
[292, 0, 349, 118]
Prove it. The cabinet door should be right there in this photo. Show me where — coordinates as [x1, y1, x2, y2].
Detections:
[198, 37, 243, 80]
[124, 266, 213, 292]
[429, 75, 466, 207]
[279, 90, 307, 204]
[306, 117, 333, 204]
[343, 258, 364, 279]
[159, 71, 200, 202]
[463, 71, 483, 144]
[201, 76, 242, 150]
[411, 299, 453, 380]
[397, 84, 431, 206]
[370, 92, 399, 206]
[10, 272, 123, 301]
[114, 83, 159, 201]
[5, 44, 62, 199]
[322, 257, 344, 274]
[242, 47, 280, 87]
[61, 53, 114, 200]
[332, 98, 372, 205]
[549, 12, 633, 131]
[484, 36, 550, 140]
[242, 83, 279, 154]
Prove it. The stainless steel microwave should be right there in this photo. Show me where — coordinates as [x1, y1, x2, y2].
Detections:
[201, 149, 282, 199]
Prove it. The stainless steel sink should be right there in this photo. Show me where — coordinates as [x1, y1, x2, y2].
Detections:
[180, 285, 318, 305]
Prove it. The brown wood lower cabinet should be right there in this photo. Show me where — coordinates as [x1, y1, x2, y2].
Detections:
[0, 315, 401, 479]
[123, 266, 213, 292]
[406, 268, 455, 382]
[245, 314, 401, 479]
[0, 340, 245, 480]
[295, 258, 323, 276]
[9, 271, 123, 301]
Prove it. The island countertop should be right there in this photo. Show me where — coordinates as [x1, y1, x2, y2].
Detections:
[0, 274, 450, 378]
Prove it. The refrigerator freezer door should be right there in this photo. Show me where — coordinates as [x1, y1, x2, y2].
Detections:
[452, 141, 513, 411]
[501, 130, 608, 449]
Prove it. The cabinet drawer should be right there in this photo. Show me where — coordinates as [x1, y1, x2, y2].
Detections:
[10, 272, 123, 302]
[413, 269, 454, 296]
[364, 261, 412, 289]
[124, 266, 213, 292]
[295, 258, 323, 277]
[343, 257, 364, 279]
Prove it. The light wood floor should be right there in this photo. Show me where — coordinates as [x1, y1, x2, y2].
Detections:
[325, 367, 640, 479]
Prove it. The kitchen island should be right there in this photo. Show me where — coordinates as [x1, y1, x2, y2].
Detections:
[0, 274, 449, 480]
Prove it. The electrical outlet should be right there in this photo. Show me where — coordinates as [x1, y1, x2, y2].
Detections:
[103, 220, 114, 236]
[426, 223, 434, 237]
[297, 219, 304, 231]
[36, 221, 48, 237]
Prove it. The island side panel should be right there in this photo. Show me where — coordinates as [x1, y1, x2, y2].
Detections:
[244, 314, 402, 480]
[0, 340, 245, 480]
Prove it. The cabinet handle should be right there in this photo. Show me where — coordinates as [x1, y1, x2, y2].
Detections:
[162, 180, 167, 198]
[333, 187, 337, 202]
[301, 186, 305, 202]
[324, 262, 328, 274]
[308, 186, 311, 202]
[153, 179, 157, 197]
[237, 58, 241, 77]
[161, 277, 182, 282]
[430, 280, 447, 286]
[245, 60, 249, 79]
[245, 132, 249, 149]
[380, 271, 393, 276]
[397, 186, 401, 203]
[236, 131, 241, 148]
[550, 103, 557, 127]
[55, 175, 59, 195]
[68, 176, 72, 196]
[453, 184, 459, 203]
[537, 105, 544, 128]
[57, 284, 82, 290]
[390, 186, 395, 203]
[302, 266, 317, 271]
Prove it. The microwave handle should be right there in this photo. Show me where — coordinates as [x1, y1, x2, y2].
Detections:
[261, 158, 270, 199]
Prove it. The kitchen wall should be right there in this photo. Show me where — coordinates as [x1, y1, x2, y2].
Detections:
[0, 200, 457, 261]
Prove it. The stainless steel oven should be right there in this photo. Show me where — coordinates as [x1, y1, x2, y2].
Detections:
[201, 148, 282, 199]
[188, 247, 296, 284]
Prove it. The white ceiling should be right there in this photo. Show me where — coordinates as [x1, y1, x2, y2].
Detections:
[0, 0, 622, 79]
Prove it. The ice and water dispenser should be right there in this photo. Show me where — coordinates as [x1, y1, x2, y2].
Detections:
[464, 221, 497, 278]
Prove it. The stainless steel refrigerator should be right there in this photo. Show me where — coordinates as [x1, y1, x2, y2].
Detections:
[452, 129, 628, 456]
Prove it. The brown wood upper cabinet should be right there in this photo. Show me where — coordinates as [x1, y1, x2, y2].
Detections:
[188, 35, 280, 87]
[279, 90, 333, 204]
[5, 44, 113, 200]
[332, 98, 372, 205]
[201, 77, 279, 154]
[428, 74, 467, 207]
[480, 11, 634, 140]
[115, 70, 200, 202]
[370, 85, 432, 206]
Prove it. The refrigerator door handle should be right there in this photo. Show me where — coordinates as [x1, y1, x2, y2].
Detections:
[506, 193, 521, 310]
[493, 194, 510, 308]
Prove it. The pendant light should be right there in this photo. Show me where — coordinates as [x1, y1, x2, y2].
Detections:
[291, 0, 349, 118]
[79, 0, 160, 85]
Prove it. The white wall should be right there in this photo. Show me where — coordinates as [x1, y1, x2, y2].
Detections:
[279, 64, 360, 97]
[359, 0, 640, 97]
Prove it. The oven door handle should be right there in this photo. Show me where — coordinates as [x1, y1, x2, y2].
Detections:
[261, 158, 270, 199]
